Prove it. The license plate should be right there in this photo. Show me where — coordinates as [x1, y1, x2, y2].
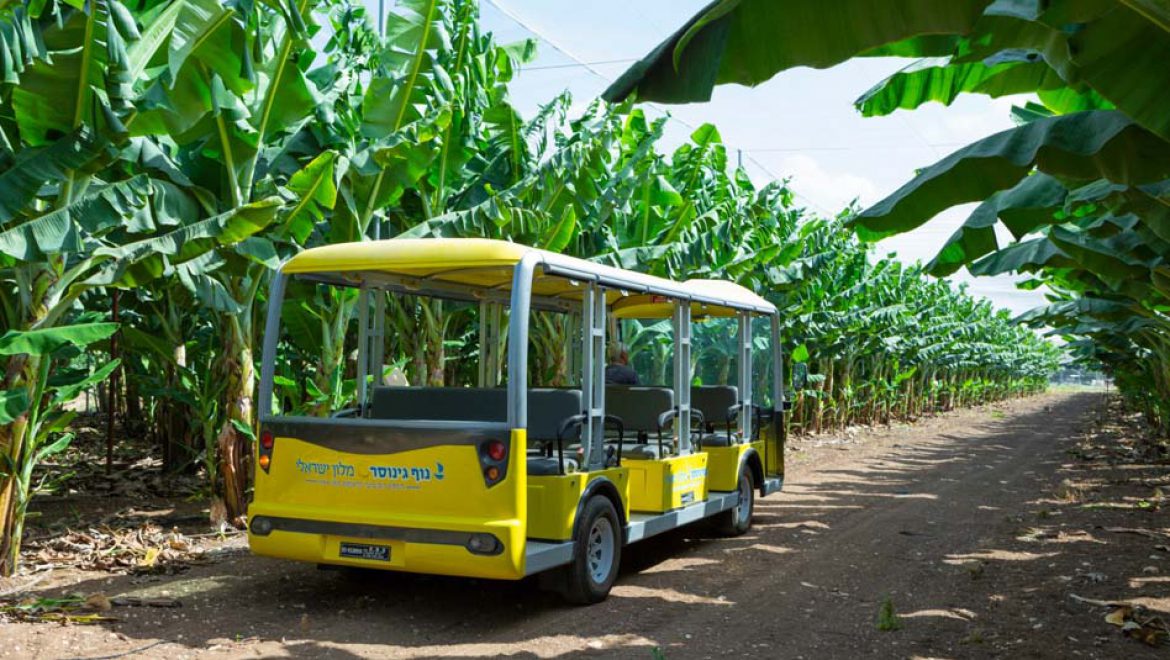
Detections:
[339, 542, 390, 561]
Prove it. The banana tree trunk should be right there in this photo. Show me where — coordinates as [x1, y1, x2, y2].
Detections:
[309, 293, 355, 417]
[425, 300, 445, 387]
[215, 314, 254, 526]
[0, 358, 32, 575]
[0, 259, 54, 575]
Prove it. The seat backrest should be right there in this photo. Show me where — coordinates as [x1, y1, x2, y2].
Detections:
[528, 388, 583, 442]
[369, 387, 506, 422]
[604, 385, 674, 432]
[369, 387, 583, 440]
[691, 385, 739, 425]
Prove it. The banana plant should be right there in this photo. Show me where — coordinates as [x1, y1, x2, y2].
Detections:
[0, 324, 123, 573]
[608, 0, 1165, 430]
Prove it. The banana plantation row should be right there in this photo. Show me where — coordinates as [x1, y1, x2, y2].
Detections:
[0, 0, 1058, 576]
[607, 2, 1170, 432]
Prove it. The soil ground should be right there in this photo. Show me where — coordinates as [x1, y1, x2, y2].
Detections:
[3, 390, 1169, 659]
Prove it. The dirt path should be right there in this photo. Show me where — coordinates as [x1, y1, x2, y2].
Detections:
[4, 391, 1167, 659]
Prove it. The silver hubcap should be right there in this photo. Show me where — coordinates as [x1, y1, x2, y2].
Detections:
[736, 475, 752, 526]
[587, 517, 615, 584]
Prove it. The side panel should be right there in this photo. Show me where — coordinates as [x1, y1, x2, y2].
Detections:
[763, 413, 784, 477]
[705, 442, 759, 492]
[526, 468, 630, 541]
[624, 453, 709, 513]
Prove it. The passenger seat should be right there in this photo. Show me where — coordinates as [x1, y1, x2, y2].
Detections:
[526, 389, 583, 476]
[605, 385, 675, 459]
[691, 385, 741, 447]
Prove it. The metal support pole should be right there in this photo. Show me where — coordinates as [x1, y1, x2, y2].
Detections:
[258, 273, 288, 420]
[673, 300, 692, 454]
[372, 292, 386, 386]
[580, 283, 606, 471]
[738, 313, 753, 441]
[507, 255, 538, 429]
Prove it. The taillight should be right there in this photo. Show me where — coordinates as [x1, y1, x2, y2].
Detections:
[258, 428, 274, 473]
[478, 438, 508, 487]
[486, 440, 506, 462]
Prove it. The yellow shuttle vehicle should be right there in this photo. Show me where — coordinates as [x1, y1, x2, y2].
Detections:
[248, 238, 786, 603]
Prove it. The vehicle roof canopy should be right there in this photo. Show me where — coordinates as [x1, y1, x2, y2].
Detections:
[283, 238, 775, 316]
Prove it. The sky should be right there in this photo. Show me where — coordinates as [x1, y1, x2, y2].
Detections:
[365, 0, 1051, 316]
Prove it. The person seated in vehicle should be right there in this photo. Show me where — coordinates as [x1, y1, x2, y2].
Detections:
[604, 342, 639, 385]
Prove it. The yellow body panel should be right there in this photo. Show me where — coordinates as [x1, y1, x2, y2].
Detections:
[762, 420, 784, 478]
[624, 453, 709, 513]
[705, 442, 763, 491]
[527, 468, 630, 541]
[248, 429, 528, 580]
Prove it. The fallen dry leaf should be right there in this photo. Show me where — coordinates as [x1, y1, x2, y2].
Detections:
[138, 547, 160, 569]
[22, 523, 211, 575]
[1106, 606, 1133, 626]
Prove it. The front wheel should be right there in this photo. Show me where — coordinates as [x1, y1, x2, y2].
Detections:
[560, 495, 622, 604]
[713, 465, 754, 536]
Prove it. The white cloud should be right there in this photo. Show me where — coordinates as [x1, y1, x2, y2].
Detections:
[778, 154, 882, 212]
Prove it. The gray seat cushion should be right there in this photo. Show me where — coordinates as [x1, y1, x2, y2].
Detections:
[697, 432, 736, 447]
[617, 442, 673, 458]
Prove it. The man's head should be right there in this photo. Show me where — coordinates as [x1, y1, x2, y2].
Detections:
[608, 342, 630, 365]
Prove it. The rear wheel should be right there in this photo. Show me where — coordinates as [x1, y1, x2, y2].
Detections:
[560, 495, 622, 604]
[714, 464, 754, 536]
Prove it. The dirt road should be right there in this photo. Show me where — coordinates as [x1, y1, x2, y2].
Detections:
[5, 391, 1167, 659]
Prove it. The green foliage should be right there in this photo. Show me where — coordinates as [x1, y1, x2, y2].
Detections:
[603, 0, 992, 104]
[853, 111, 1170, 241]
[610, 0, 1170, 431]
[0, 324, 119, 356]
[0, 0, 1061, 578]
[877, 596, 902, 632]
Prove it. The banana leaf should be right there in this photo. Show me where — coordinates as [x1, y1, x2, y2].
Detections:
[851, 111, 1170, 241]
[603, 0, 993, 103]
[0, 323, 120, 356]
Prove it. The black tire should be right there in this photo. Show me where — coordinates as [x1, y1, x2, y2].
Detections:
[560, 495, 622, 604]
[713, 464, 755, 536]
